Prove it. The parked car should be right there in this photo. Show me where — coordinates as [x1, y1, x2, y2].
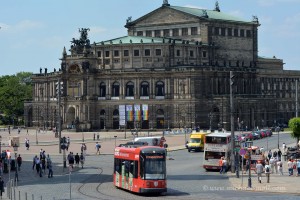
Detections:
[264, 129, 273, 137]
[252, 132, 261, 140]
[241, 132, 253, 141]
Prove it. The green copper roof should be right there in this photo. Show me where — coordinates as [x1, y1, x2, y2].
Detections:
[170, 6, 251, 23]
[96, 36, 206, 45]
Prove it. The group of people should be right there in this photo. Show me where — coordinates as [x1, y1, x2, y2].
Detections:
[32, 149, 53, 178]
[67, 152, 85, 169]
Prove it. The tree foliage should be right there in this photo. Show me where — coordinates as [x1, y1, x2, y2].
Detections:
[288, 117, 300, 144]
[0, 72, 32, 125]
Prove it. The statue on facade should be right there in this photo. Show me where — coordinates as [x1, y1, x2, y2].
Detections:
[70, 28, 91, 54]
[163, 0, 168, 5]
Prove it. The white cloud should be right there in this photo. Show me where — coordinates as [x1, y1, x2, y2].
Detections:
[228, 10, 244, 18]
[0, 20, 43, 33]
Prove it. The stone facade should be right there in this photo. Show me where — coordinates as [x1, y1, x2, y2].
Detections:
[24, 2, 299, 132]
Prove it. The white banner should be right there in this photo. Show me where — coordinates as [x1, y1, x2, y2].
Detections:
[119, 105, 126, 126]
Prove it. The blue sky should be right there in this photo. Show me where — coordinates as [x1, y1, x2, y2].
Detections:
[0, 0, 300, 76]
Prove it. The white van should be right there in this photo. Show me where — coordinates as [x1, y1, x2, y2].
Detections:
[133, 136, 167, 147]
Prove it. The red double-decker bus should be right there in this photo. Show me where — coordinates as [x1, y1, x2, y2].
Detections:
[113, 145, 167, 194]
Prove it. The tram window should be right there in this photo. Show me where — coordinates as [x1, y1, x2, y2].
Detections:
[129, 161, 138, 178]
[114, 158, 121, 174]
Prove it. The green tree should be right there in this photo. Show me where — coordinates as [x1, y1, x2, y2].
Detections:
[288, 117, 300, 145]
[0, 72, 32, 125]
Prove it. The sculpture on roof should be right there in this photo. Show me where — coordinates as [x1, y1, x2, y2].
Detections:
[252, 15, 259, 23]
[214, 1, 220, 12]
[163, 0, 170, 6]
[126, 16, 132, 24]
[202, 10, 208, 18]
[70, 28, 91, 55]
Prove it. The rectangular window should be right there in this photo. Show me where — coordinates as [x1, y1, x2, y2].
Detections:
[214, 27, 219, 35]
[176, 50, 180, 57]
[202, 51, 207, 58]
[114, 50, 119, 57]
[145, 49, 151, 56]
[182, 28, 188, 36]
[124, 50, 129, 57]
[155, 30, 161, 37]
[190, 50, 194, 57]
[163, 29, 170, 37]
[134, 50, 140, 56]
[221, 28, 226, 36]
[146, 30, 152, 37]
[172, 28, 179, 36]
[240, 29, 245, 37]
[137, 31, 143, 36]
[97, 51, 102, 57]
[155, 49, 162, 56]
[228, 28, 232, 36]
[246, 30, 251, 37]
[234, 29, 239, 37]
[105, 51, 110, 57]
[191, 27, 198, 35]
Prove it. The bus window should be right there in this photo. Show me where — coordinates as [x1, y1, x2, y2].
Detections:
[206, 136, 228, 144]
[204, 151, 225, 160]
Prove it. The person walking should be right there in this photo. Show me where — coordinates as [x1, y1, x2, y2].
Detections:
[219, 157, 224, 174]
[269, 157, 275, 173]
[277, 149, 282, 161]
[95, 142, 101, 155]
[265, 162, 271, 183]
[48, 161, 53, 178]
[287, 159, 293, 176]
[66, 136, 70, 151]
[297, 159, 300, 176]
[277, 159, 284, 175]
[80, 153, 85, 169]
[17, 154, 22, 171]
[75, 153, 80, 167]
[0, 176, 4, 199]
[256, 161, 264, 183]
[32, 155, 37, 170]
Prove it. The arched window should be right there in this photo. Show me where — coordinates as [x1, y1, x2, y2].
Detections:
[140, 81, 149, 96]
[155, 81, 165, 96]
[126, 81, 134, 97]
[99, 82, 106, 97]
[112, 82, 120, 97]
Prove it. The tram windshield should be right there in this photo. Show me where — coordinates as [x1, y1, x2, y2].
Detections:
[141, 154, 166, 180]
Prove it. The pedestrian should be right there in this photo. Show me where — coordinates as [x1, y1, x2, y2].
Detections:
[277, 160, 283, 175]
[35, 157, 41, 175]
[81, 143, 87, 156]
[80, 153, 85, 169]
[75, 153, 80, 167]
[269, 157, 275, 173]
[219, 157, 224, 174]
[41, 156, 46, 174]
[293, 159, 297, 176]
[95, 142, 101, 155]
[297, 159, 300, 176]
[25, 138, 30, 150]
[66, 136, 70, 151]
[17, 127, 20, 134]
[17, 154, 22, 171]
[68, 152, 74, 168]
[287, 159, 293, 176]
[282, 142, 286, 150]
[32, 155, 37, 170]
[267, 150, 272, 160]
[222, 157, 227, 174]
[273, 150, 277, 158]
[265, 162, 271, 183]
[256, 161, 263, 183]
[26, 129, 29, 135]
[48, 161, 53, 178]
[277, 149, 282, 161]
[0, 176, 4, 199]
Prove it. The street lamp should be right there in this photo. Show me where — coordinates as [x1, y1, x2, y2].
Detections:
[13, 144, 18, 182]
[276, 126, 280, 149]
[114, 136, 117, 147]
[0, 135, 2, 155]
[245, 140, 253, 188]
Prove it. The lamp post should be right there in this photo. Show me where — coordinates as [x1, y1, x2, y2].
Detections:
[246, 140, 253, 188]
[13, 144, 18, 182]
[276, 126, 280, 149]
[0, 135, 2, 155]
[36, 128, 38, 144]
[114, 136, 117, 147]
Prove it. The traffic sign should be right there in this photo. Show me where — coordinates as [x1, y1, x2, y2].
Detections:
[239, 149, 247, 156]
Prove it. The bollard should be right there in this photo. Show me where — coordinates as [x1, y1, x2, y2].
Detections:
[32, 194, 34, 200]
[19, 191, 20, 200]
[25, 192, 27, 200]
[93, 133, 95, 141]
[41, 195, 42, 200]
[97, 133, 100, 140]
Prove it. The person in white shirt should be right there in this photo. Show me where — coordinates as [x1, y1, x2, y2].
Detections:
[277, 160, 283, 175]
[287, 159, 293, 176]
